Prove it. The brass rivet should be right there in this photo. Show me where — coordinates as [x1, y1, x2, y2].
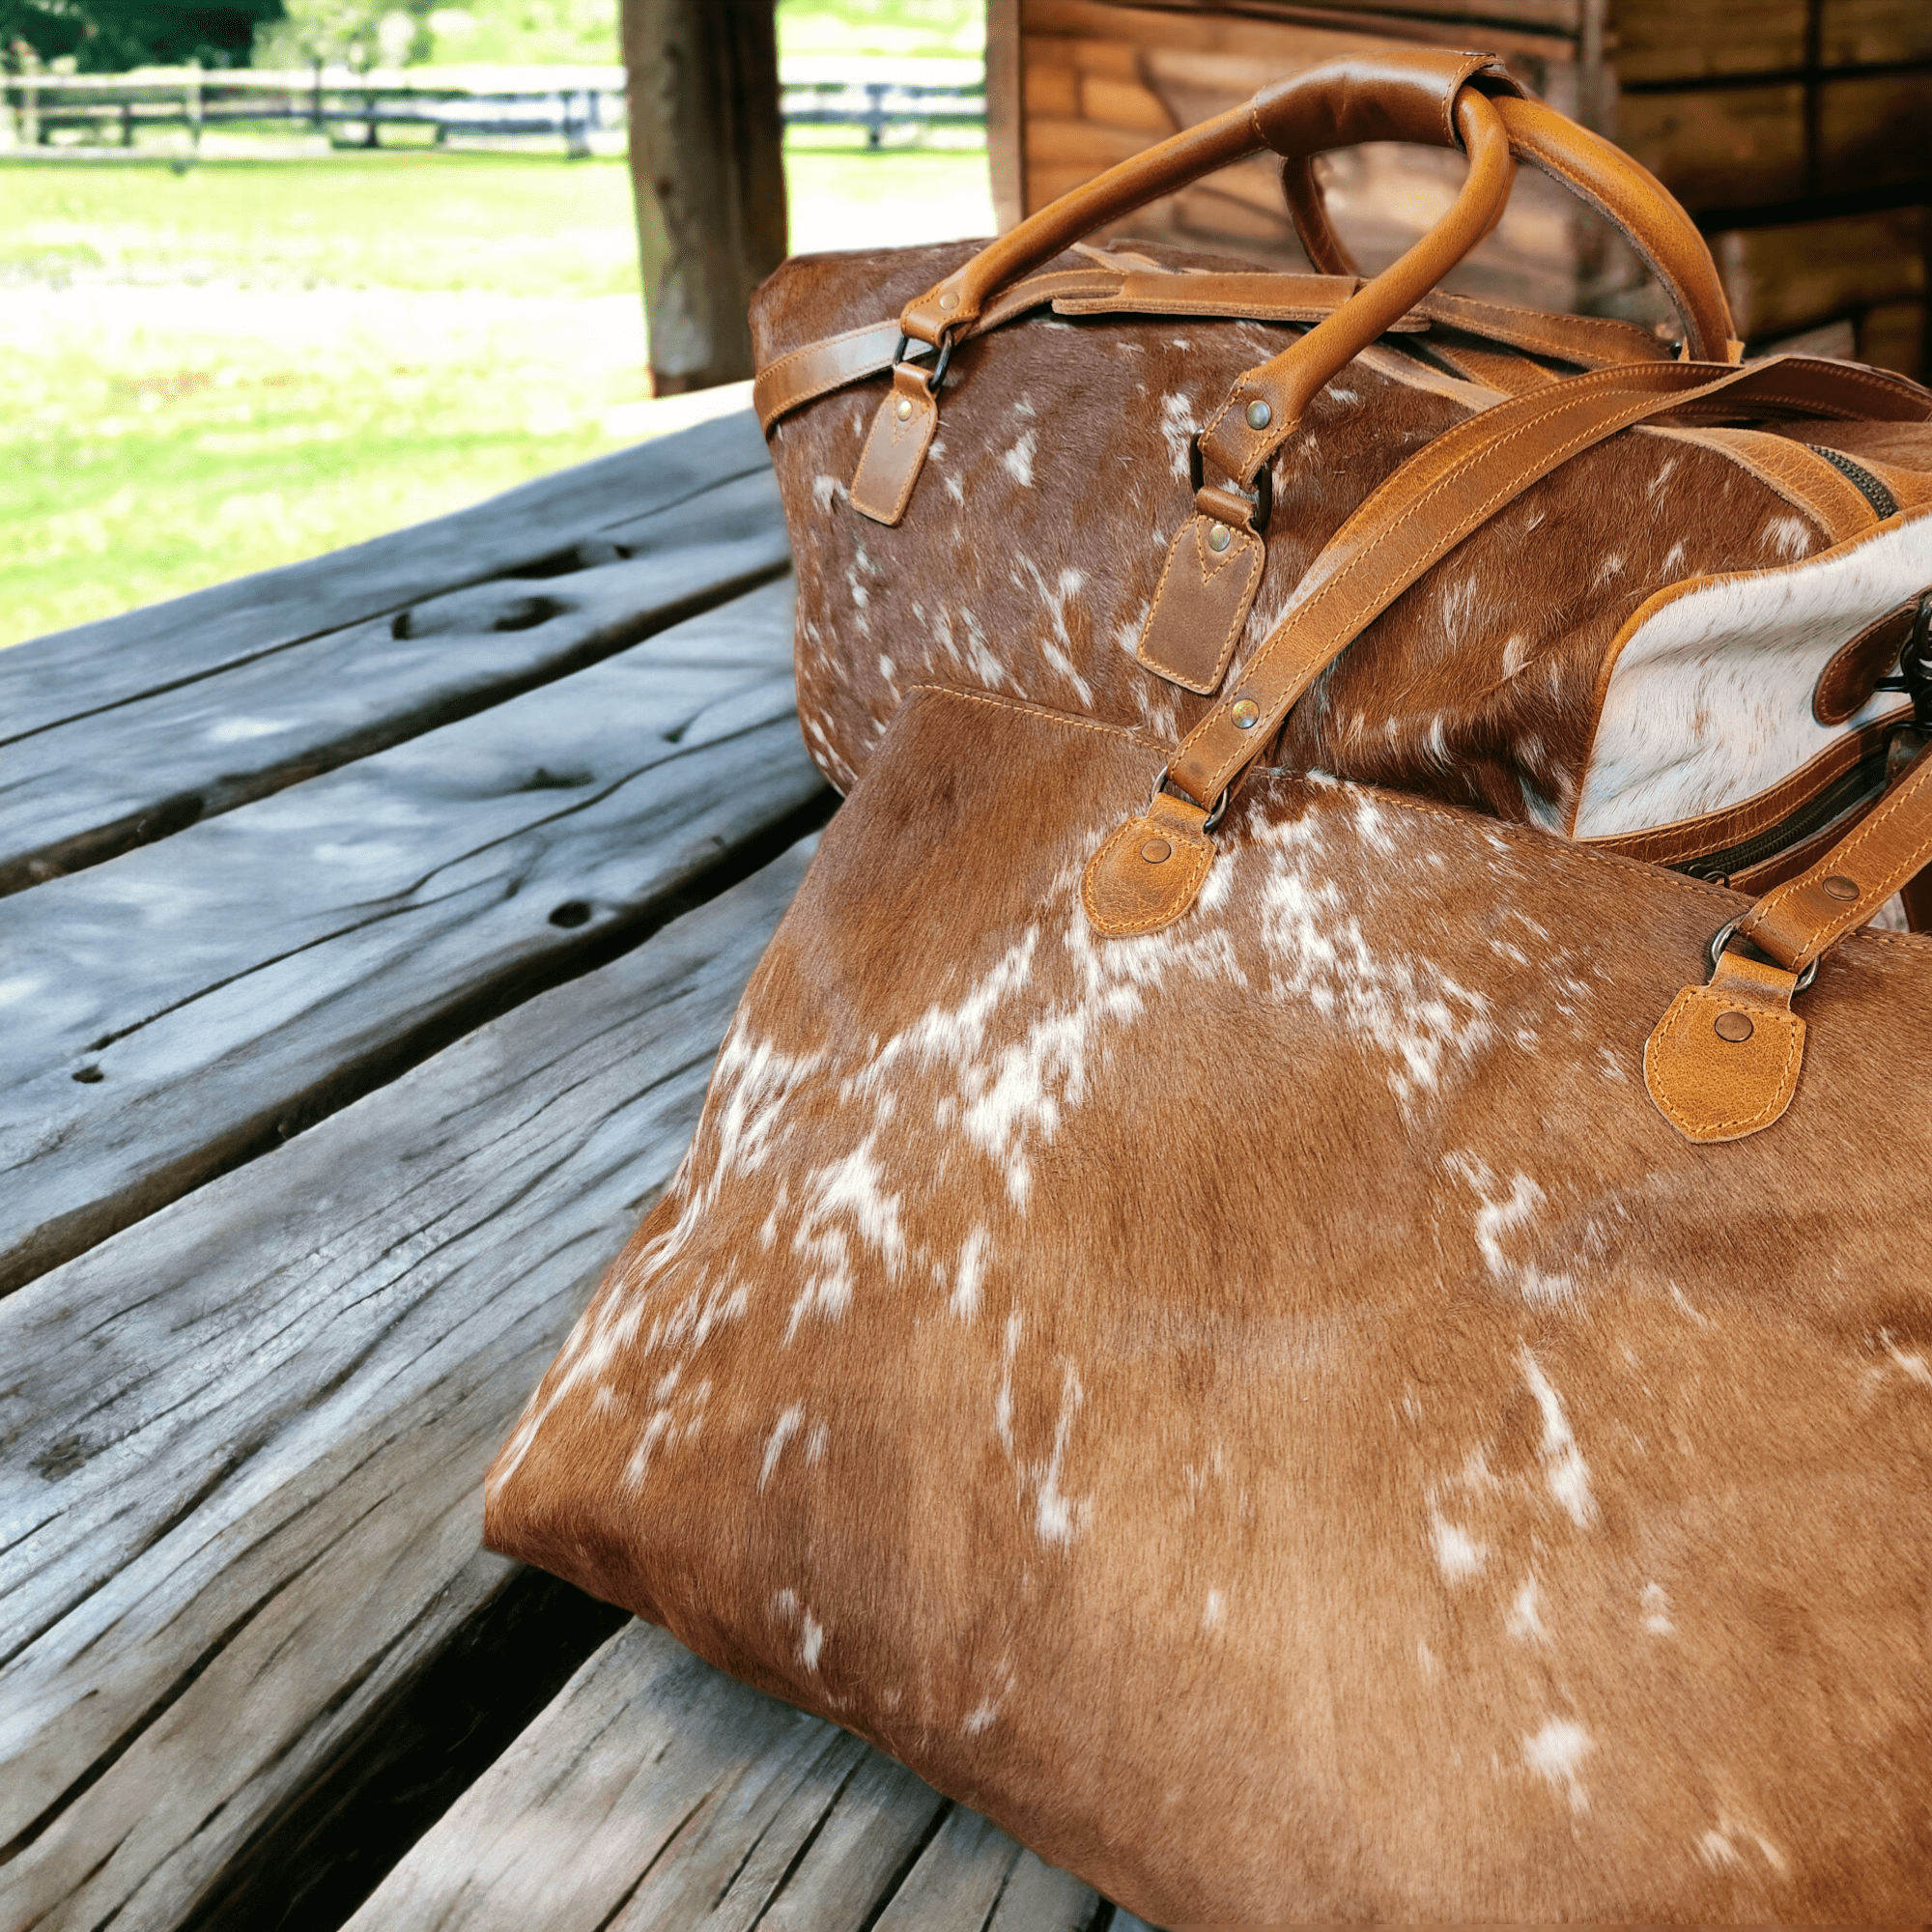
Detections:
[1207, 522, 1232, 553]
[1231, 697, 1261, 729]
[1823, 874, 1860, 902]
[939, 291, 958, 309]
[895, 397, 913, 420]
[1141, 838, 1172, 864]
[1245, 399, 1271, 430]
[1714, 1010, 1755, 1043]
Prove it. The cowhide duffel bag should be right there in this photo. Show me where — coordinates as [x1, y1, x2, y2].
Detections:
[749, 48, 1932, 904]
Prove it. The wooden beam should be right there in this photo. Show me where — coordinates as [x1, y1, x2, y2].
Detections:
[623, 0, 789, 393]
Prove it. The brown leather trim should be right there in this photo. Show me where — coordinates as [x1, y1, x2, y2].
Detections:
[1726, 793, 1881, 895]
[1738, 741, 1932, 969]
[1816, 607, 1918, 726]
[1422, 339, 1558, 395]
[1692, 429, 1877, 544]
[1412, 292, 1675, 369]
[1053, 270, 1429, 330]
[1580, 715, 1908, 867]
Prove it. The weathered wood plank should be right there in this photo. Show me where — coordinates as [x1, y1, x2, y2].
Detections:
[0, 842, 812, 1932]
[0, 408, 771, 746]
[347, 1614, 1115, 1932]
[0, 577, 827, 1296]
[0, 468, 791, 898]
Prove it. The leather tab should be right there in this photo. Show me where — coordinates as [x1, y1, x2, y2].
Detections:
[1815, 601, 1918, 724]
[1082, 790, 1213, 937]
[850, 364, 938, 526]
[1643, 951, 1805, 1145]
[1136, 512, 1264, 694]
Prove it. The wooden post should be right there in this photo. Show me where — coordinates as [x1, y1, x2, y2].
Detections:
[984, 0, 1022, 234]
[621, 0, 788, 394]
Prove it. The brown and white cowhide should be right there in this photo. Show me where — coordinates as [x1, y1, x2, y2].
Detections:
[487, 685, 1932, 1924]
[753, 241, 1932, 851]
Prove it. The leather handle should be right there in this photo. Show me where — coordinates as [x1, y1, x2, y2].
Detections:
[1737, 740, 1932, 972]
[1081, 353, 1932, 937]
[897, 50, 1523, 348]
[1281, 94, 1737, 365]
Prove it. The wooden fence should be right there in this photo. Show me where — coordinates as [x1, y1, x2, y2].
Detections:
[0, 68, 986, 155]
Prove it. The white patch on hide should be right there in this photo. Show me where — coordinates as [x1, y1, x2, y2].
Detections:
[1573, 512, 1932, 837]
[1443, 1157, 1575, 1304]
[784, 1137, 905, 1340]
[1641, 1581, 1674, 1634]
[1002, 430, 1037, 488]
[1431, 1511, 1488, 1581]
[1203, 1589, 1226, 1633]
[1251, 803, 1494, 1109]
[952, 1225, 991, 1319]
[1522, 1718, 1592, 1812]
[1520, 1349, 1599, 1528]
[1506, 1575, 1548, 1645]
[759, 1404, 803, 1491]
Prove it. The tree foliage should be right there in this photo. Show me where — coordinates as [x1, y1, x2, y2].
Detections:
[2, 0, 285, 69]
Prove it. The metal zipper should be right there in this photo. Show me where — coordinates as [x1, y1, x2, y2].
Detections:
[1674, 743, 1892, 883]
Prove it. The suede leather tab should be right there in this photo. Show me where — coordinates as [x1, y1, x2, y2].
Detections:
[1644, 950, 1805, 1144]
[1136, 514, 1264, 695]
[1082, 789, 1213, 936]
[849, 363, 938, 526]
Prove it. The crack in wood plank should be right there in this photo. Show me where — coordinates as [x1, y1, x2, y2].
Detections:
[0, 578, 829, 1298]
[0, 469, 791, 900]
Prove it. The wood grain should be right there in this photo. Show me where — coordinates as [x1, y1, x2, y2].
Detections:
[0, 410, 772, 746]
[0, 842, 812, 1932]
[0, 468, 791, 899]
[346, 1617, 1121, 1932]
[0, 577, 827, 1298]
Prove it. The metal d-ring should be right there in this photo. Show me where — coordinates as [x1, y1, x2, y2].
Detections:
[892, 330, 953, 396]
[1186, 435, 1272, 534]
[1708, 919, 1818, 994]
[1147, 765, 1229, 832]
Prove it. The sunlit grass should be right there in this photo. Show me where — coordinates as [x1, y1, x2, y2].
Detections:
[0, 137, 992, 648]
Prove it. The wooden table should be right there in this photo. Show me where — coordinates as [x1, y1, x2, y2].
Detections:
[0, 411, 1153, 1932]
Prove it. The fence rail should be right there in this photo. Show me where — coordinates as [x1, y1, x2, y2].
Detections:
[0, 70, 986, 155]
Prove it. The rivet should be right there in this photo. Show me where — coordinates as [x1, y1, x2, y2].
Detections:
[1141, 838, 1172, 864]
[1822, 874, 1860, 902]
[1231, 697, 1261, 729]
[939, 291, 958, 309]
[1245, 399, 1271, 430]
[1714, 1010, 1754, 1043]
[895, 397, 913, 420]
[1207, 522, 1233, 553]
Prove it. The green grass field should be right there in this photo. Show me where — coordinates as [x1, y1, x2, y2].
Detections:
[0, 131, 992, 648]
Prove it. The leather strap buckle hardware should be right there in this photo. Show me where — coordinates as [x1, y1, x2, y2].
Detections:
[1188, 434, 1272, 533]
[892, 330, 953, 396]
[1149, 764, 1229, 831]
[1709, 919, 1817, 994]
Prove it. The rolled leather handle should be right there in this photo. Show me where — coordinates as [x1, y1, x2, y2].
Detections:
[1281, 93, 1737, 364]
[897, 49, 1522, 348]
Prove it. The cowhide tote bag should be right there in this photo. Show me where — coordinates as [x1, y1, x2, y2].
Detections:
[750, 49, 1932, 907]
[485, 300, 1932, 1914]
